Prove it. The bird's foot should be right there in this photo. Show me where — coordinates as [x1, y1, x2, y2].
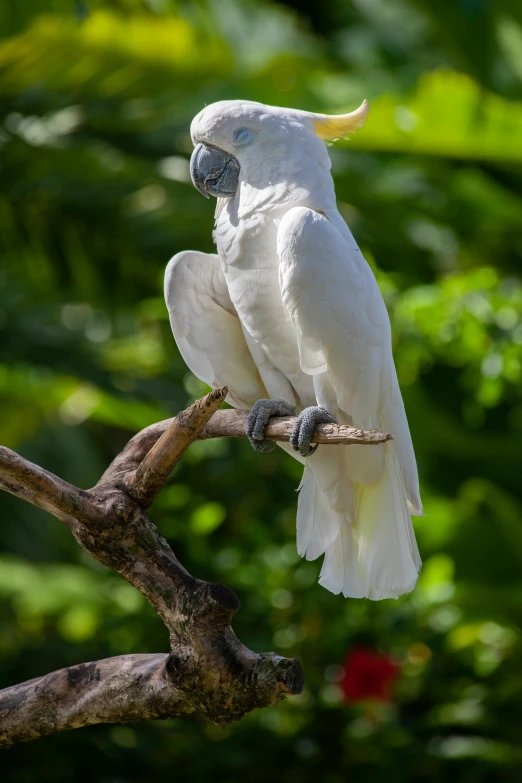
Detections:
[290, 405, 337, 458]
[246, 398, 296, 453]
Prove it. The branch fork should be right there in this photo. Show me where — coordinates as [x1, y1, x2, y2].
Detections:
[0, 387, 389, 747]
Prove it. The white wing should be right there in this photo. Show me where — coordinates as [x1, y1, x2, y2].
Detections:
[165, 250, 266, 409]
[278, 206, 421, 512]
[278, 207, 422, 599]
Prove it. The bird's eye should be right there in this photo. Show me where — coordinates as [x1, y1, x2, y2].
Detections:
[233, 127, 254, 146]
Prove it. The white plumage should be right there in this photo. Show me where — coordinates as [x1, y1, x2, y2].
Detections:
[165, 99, 423, 600]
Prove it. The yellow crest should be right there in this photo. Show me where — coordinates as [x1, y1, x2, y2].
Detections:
[313, 99, 369, 141]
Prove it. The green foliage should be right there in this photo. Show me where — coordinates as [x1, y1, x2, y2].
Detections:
[2, 0, 522, 780]
[347, 71, 522, 162]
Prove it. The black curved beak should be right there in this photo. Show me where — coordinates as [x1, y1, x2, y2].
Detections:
[190, 143, 240, 199]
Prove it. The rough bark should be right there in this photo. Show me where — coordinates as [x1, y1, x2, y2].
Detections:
[0, 388, 388, 748]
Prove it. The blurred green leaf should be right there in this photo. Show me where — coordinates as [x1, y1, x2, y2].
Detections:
[190, 501, 227, 535]
[347, 70, 522, 162]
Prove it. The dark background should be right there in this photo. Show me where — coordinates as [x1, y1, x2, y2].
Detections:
[2, 0, 522, 780]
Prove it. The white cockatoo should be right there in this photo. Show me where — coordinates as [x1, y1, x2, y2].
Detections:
[165, 99, 423, 600]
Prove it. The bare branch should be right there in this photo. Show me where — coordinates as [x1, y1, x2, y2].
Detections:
[200, 410, 392, 445]
[0, 474, 77, 527]
[0, 390, 306, 747]
[0, 447, 102, 527]
[0, 649, 302, 748]
[127, 387, 228, 507]
[100, 405, 390, 489]
[0, 390, 389, 747]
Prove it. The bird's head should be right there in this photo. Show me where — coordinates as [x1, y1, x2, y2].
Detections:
[189, 99, 369, 199]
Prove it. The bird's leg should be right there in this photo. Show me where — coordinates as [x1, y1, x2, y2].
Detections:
[246, 398, 296, 453]
[290, 406, 337, 458]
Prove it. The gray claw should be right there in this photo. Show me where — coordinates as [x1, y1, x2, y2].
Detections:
[246, 398, 295, 453]
[290, 405, 336, 457]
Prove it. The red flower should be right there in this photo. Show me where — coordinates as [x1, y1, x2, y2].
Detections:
[340, 647, 400, 703]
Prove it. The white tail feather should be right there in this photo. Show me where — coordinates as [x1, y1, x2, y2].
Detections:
[302, 443, 421, 600]
[297, 467, 341, 561]
[355, 445, 420, 598]
[296, 450, 356, 561]
[319, 522, 366, 598]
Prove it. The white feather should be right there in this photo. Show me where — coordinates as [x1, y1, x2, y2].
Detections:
[278, 206, 421, 597]
[164, 250, 266, 409]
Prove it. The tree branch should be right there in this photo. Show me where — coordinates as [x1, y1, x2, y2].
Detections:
[99, 399, 390, 489]
[0, 474, 77, 527]
[127, 386, 228, 507]
[0, 389, 388, 747]
[0, 448, 102, 527]
[201, 410, 392, 445]
[0, 649, 302, 747]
